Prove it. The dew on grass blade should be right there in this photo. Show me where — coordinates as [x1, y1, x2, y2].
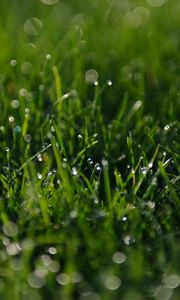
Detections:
[37, 172, 42, 180]
[40, 0, 60, 5]
[72, 167, 78, 176]
[105, 276, 121, 290]
[164, 125, 170, 131]
[24, 18, 43, 36]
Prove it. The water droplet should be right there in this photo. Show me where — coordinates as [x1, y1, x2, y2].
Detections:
[72, 167, 78, 176]
[164, 125, 170, 131]
[105, 276, 121, 290]
[21, 62, 32, 74]
[95, 163, 101, 171]
[112, 252, 126, 264]
[148, 162, 153, 168]
[107, 80, 112, 86]
[37, 173, 42, 180]
[78, 134, 83, 140]
[37, 154, 43, 162]
[40, 0, 60, 5]
[5, 147, 9, 152]
[24, 18, 43, 36]
[101, 159, 108, 167]
[85, 69, 98, 84]
[141, 166, 148, 175]
[10, 59, 17, 67]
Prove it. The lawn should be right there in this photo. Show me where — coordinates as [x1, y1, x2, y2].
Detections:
[0, 0, 180, 299]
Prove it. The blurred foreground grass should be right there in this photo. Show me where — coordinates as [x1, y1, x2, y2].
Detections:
[0, 0, 180, 299]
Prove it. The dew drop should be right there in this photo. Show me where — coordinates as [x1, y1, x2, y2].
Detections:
[107, 80, 112, 86]
[72, 167, 78, 176]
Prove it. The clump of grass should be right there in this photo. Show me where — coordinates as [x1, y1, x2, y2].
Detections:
[0, 0, 180, 299]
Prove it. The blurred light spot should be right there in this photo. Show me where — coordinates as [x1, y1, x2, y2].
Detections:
[123, 235, 136, 245]
[153, 285, 173, 300]
[79, 292, 101, 300]
[147, 0, 166, 7]
[72, 167, 78, 176]
[48, 260, 60, 273]
[56, 273, 70, 285]
[40, 0, 60, 5]
[164, 274, 180, 289]
[11, 99, 20, 108]
[70, 272, 83, 283]
[3, 221, 18, 237]
[8, 116, 15, 124]
[28, 272, 46, 289]
[10, 59, 17, 67]
[46, 54, 52, 60]
[22, 290, 42, 300]
[24, 18, 43, 36]
[85, 69, 98, 84]
[21, 62, 32, 74]
[105, 275, 121, 290]
[48, 247, 57, 255]
[6, 243, 21, 256]
[20, 88, 28, 97]
[112, 252, 126, 264]
[24, 134, 32, 143]
[124, 11, 141, 28]
[123, 291, 143, 300]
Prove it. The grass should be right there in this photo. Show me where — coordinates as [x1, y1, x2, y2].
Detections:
[0, 0, 180, 299]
